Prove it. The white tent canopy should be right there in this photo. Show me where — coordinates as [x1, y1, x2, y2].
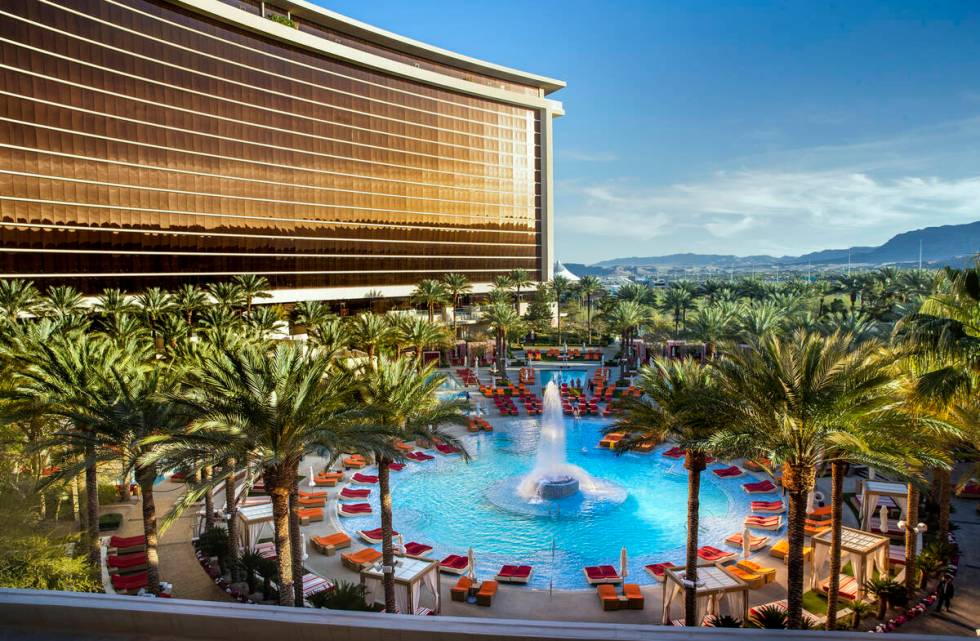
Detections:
[361, 557, 441, 615]
[553, 261, 580, 282]
[661, 564, 749, 625]
[859, 480, 908, 535]
[809, 526, 890, 601]
[237, 503, 274, 551]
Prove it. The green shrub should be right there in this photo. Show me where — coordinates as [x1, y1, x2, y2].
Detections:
[197, 526, 229, 562]
[0, 535, 99, 592]
[706, 614, 742, 627]
[266, 13, 296, 28]
[98, 513, 122, 531]
[749, 604, 787, 629]
[307, 579, 372, 611]
[97, 483, 120, 505]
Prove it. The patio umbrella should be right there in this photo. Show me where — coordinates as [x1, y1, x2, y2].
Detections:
[308, 466, 316, 488]
[878, 504, 890, 534]
[300, 532, 308, 561]
[467, 547, 476, 581]
[806, 490, 816, 514]
[742, 526, 752, 559]
[620, 547, 628, 578]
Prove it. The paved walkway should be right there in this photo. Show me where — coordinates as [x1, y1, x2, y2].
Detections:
[99, 479, 232, 601]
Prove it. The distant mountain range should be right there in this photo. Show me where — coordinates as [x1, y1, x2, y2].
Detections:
[565, 221, 980, 275]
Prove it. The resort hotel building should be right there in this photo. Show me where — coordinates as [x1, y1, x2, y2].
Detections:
[0, 0, 565, 303]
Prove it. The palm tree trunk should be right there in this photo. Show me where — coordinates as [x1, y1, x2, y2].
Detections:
[496, 330, 506, 382]
[289, 470, 304, 607]
[936, 468, 950, 540]
[224, 464, 239, 579]
[586, 299, 593, 344]
[904, 484, 919, 599]
[378, 457, 396, 613]
[267, 470, 295, 607]
[785, 486, 809, 629]
[71, 474, 80, 523]
[683, 454, 704, 626]
[203, 466, 214, 529]
[84, 445, 100, 568]
[452, 296, 458, 339]
[825, 460, 845, 630]
[136, 464, 161, 595]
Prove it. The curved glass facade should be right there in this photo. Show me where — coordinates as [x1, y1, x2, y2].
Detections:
[0, 0, 560, 294]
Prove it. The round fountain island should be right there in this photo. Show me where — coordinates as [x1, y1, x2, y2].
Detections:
[538, 475, 580, 499]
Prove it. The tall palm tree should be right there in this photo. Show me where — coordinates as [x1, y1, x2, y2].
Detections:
[356, 356, 468, 612]
[711, 330, 922, 628]
[442, 273, 472, 339]
[136, 288, 174, 341]
[576, 276, 604, 344]
[172, 284, 209, 332]
[550, 275, 573, 344]
[660, 285, 693, 335]
[292, 300, 332, 332]
[94, 288, 136, 321]
[40, 285, 86, 321]
[207, 281, 246, 312]
[233, 274, 272, 317]
[398, 316, 451, 366]
[173, 342, 371, 606]
[831, 273, 863, 312]
[349, 313, 393, 366]
[482, 302, 523, 380]
[0, 278, 40, 324]
[738, 301, 785, 342]
[508, 269, 533, 312]
[411, 280, 449, 323]
[604, 300, 648, 379]
[688, 302, 739, 359]
[609, 359, 728, 626]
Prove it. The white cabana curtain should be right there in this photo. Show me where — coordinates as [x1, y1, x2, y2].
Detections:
[661, 580, 685, 624]
[424, 567, 440, 613]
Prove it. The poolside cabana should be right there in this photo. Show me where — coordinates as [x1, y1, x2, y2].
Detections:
[809, 526, 889, 601]
[661, 564, 749, 625]
[859, 480, 908, 534]
[360, 557, 441, 615]
[237, 503, 274, 551]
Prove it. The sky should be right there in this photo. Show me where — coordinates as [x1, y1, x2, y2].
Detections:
[320, 0, 980, 264]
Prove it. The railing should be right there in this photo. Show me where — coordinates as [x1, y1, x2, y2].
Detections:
[0, 589, 949, 641]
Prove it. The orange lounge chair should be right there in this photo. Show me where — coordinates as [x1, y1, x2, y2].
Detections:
[341, 547, 382, 571]
[476, 580, 498, 606]
[451, 576, 473, 602]
[623, 583, 644, 609]
[297, 495, 325, 508]
[724, 565, 764, 589]
[744, 514, 782, 530]
[297, 507, 323, 525]
[314, 471, 343, 487]
[597, 583, 620, 610]
[725, 532, 770, 551]
[736, 559, 776, 584]
[804, 519, 831, 536]
[343, 456, 367, 469]
[311, 532, 351, 556]
[769, 539, 812, 562]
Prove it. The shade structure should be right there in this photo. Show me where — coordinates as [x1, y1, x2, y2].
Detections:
[809, 526, 890, 601]
[661, 564, 750, 625]
[237, 503, 273, 551]
[859, 480, 908, 534]
[360, 557, 441, 615]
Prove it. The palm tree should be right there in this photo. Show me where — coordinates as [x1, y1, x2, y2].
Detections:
[349, 313, 393, 366]
[356, 356, 468, 612]
[172, 284, 209, 331]
[482, 302, 523, 380]
[617, 281, 654, 305]
[550, 275, 573, 344]
[94, 288, 135, 320]
[411, 279, 449, 322]
[40, 285, 86, 320]
[0, 278, 40, 323]
[605, 300, 648, 379]
[508, 269, 533, 312]
[207, 281, 246, 312]
[688, 302, 739, 359]
[398, 316, 451, 366]
[292, 300, 333, 333]
[576, 276, 604, 344]
[738, 301, 785, 342]
[660, 285, 693, 335]
[233, 274, 272, 317]
[711, 330, 921, 628]
[136, 288, 174, 341]
[442, 273, 472, 339]
[174, 342, 371, 606]
[609, 359, 728, 626]
[831, 273, 863, 312]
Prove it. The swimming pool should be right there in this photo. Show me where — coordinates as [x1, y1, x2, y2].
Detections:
[536, 368, 589, 390]
[335, 417, 782, 589]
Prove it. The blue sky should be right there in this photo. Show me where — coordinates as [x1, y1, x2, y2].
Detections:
[321, 0, 980, 263]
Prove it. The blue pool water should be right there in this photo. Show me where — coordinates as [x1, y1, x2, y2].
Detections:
[536, 368, 589, 390]
[336, 417, 783, 589]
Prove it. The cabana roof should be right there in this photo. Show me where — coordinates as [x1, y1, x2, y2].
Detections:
[863, 480, 907, 497]
[813, 526, 889, 555]
[664, 564, 748, 595]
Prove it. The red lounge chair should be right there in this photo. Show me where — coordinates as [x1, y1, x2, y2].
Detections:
[109, 535, 146, 549]
[406, 451, 434, 462]
[742, 479, 778, 494]
[107, 552, 148, 574]
[435, 444, 460, 455]
[751, 500, 786, 513]
[301, 572, 331, 598]
[358, 528, 396, 544]
[401, 542, 433, 558]
[662, 446, 686, 459]
[956, 480, 980, 498]
[744, 515, 783, 531]
[352, 473, 378, 485]
[712, 465, 743, 478]
[439, 554, 470, 574]
[111, 571, 148, 592]
[583, 564, 622, 585]
[337, 502, 372, 517]
[389, 463, 405, 471]
[725, 532, 770, 550]
[496, 565, 533, 584]
[644, 562, 676, 581]
[340, 487, 370, 499]
[697, 546, 735, 564]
